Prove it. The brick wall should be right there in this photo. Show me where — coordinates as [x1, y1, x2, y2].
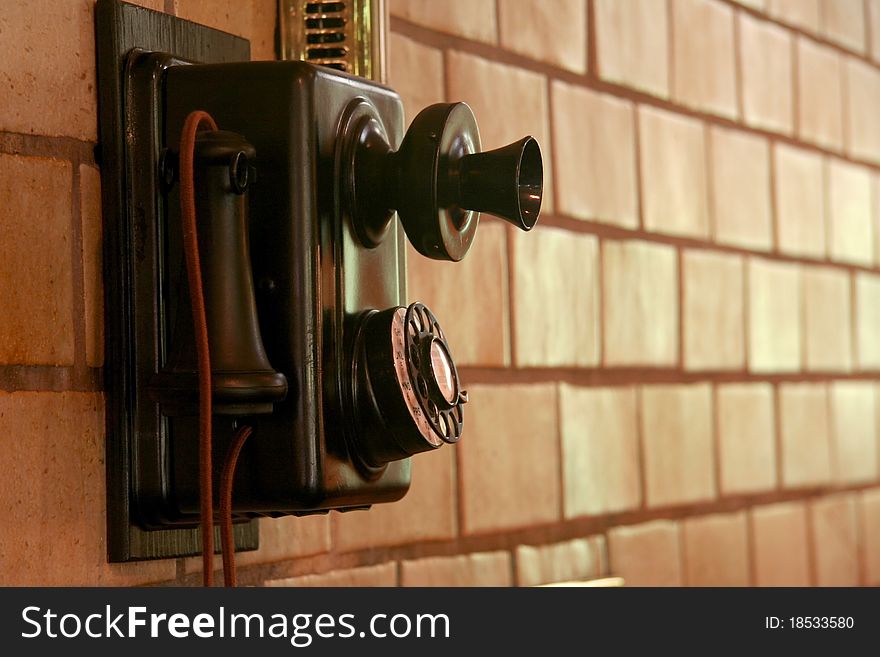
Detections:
[3, 0, 880, 587]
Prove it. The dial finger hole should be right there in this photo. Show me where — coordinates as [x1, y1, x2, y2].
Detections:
[428, 400, 438, 421]
[438, 412, 448, 437]
[416, 375, 428, 399]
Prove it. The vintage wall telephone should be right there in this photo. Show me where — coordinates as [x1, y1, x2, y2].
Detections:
[96, 0, 542, 566]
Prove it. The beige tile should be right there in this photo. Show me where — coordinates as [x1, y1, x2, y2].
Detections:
[639, 106, 709, 238]
[498, 0, 587, 73]
[870, 0, 880, 63]
[603, 240, 679, 366]
[388, 33, 444, 122]
[235, 515, 330, 567]
[845, 58, 880, 165]
[266, 563, 397, 587]
[516, 538, 603, 586]
[717, 383, 777, 495]
[779, 383, 833, 488]
[768, 0, 821, 32]
[0, 0, 97, 139]
[774, 144, 826, 258]
[608, 520, 683, 586]
[811, 494, 860, 586]
[819, 0, 866, 52]
[594, 0, 669, 97]
[830, 382, 879, 485]
[733, 0, 766, 8]
[80, 165, 104, 368]
[390, 0, 497, 43]
[174, 0, 276, 60]
[401, 552, 512, 587]
[0, 392, 176, 585]
[683, 512, 750, 586]
[559, 386, 641, 518]
[551, 81, 638, 227]
[447, 51, 554, 212]
[797, 38, 844, 150]
[739, 14, 793, 134]
[748, 259, 802, 373]
[333, 446, 456, 551]
[672, 0, 738, 118]
[641, 384, 715, 507]
[803, 266, 853, 372]
[683, 250, 745, 371]
[709, 127, 773, 250]
[828, 160, 873, 266]
[861, 489, 880, 585]
[408, 223, 509, 367]
[855, 272, 880, 369]
[0, 154, 74, 366]
[458, 385, 560, 534]
[511, 227, 599, 367]
[751, 502, 811, 586]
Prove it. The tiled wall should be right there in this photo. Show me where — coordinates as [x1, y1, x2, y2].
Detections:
[2, 0, 880, 587]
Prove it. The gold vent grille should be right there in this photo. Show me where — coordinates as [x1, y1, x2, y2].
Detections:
[279, 0, 385, 81]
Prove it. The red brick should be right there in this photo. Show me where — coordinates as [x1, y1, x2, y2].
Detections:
[797, 39, 844, 150]
[855, 273, 880, 369]
[682, 250, 745, 371]
[80, 165, 104, 368]
[390, 0, 497, 43]
[333, 446, 457, 551]
[551, 82, 638, 227]
[0, 154, 74, 366]
[498, 0, 587, 73]
[768, 0, 820, 32]
[779, 383, 833, 488]
[458, 385, 560, 534]
[174, 0, 276, 61]
[671, 0, 738, 119]
[603, 240, 679, 366]
[511, 227, 599, 367]
[641, 384, 715, 507]
[234, 515, 330, 567]
[748, 258, 801, 373]
[639, 107, 709, 238]
[829, 382, 879, 485]
[682, 512, 750, 586]
[803, 267, 853, 372]
[608, 521, 683, 586]
[811, 494, 860, 586]
[828, 160, 873, 267]
[400, 551, 512, 586]
[774, 144, 826, 259]
[845, 59, 880, 164]
[594, 0, 669, 98]
[751, 502, 811, 586]
[739, 14, 793, 134]
[717, 384, 777, 495]
[819, 0, 866, 52]
[709, 127, 773, 251]
[266, 563, 397, 587]
[559, 386, 640, 517]
[0, 0, 98, 139]
[0, 392, 176, 585]
[516, 537, 604, 586]
[861, 488, 880, 585]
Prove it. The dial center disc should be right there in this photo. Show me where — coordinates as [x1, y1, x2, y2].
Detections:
[429, 338, 458, 405]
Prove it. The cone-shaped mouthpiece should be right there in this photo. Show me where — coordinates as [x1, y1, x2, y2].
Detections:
[457, 136, 542, 231]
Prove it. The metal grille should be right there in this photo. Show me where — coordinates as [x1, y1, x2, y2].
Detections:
[279, 0, 385, 81]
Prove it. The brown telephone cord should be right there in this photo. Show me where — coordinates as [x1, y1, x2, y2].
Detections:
[179, 109, 253, 587]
